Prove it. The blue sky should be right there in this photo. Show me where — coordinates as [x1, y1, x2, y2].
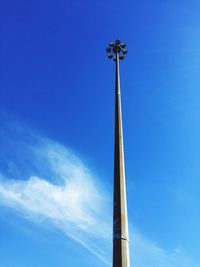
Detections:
[0, 0, 200, 266]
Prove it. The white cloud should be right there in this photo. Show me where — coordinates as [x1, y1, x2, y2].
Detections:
[0, 121, 198, 267]
[0, 134, 112, 264]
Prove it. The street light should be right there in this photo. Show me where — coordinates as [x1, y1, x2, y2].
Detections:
[106, 39, 130, 267]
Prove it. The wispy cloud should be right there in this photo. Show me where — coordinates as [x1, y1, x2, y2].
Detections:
[0, 120, 112, 264]
[0, 117, 197, 267]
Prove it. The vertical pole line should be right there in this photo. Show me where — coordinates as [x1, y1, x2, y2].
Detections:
[113, 53, 130, 267]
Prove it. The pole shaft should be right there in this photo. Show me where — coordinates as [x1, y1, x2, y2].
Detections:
[113, 53, 130, 267]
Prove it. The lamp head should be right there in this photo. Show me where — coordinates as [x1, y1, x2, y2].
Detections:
[106, 39, 128, 61]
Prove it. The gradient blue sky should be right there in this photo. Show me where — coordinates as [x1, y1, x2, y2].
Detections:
[0, 0, 200, 266]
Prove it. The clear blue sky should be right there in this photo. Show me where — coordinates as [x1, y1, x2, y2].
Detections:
[0, 0, 200, 266]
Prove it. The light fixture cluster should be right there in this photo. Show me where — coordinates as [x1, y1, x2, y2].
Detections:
[106, 39, 128, 61]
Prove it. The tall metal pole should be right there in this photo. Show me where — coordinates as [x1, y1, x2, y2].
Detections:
[106, 40, 130, 267]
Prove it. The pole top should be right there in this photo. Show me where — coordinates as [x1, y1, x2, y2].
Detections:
[106, 39, 128, 61]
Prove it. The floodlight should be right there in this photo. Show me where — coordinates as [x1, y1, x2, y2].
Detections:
[121, 43, 126, 48]
[119, 55, 124, 60]
[108, 54, 113, 59]
[116, 46, 121, 53]
[122, 49, 127, 54]
[106, 47, 111, 53]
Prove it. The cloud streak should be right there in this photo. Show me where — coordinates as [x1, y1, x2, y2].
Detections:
[0, 118, 197, 267]
[0, 122, 112, 264]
